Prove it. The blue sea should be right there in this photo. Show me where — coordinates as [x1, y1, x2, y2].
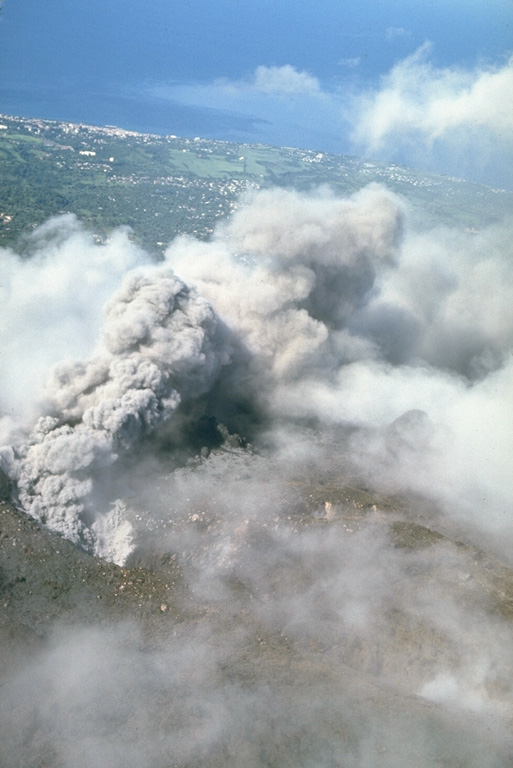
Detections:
[1, 0, 510, 148]
[0, 83, 267, 144]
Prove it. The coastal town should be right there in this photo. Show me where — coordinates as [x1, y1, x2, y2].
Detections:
[2, 113, 510, 254]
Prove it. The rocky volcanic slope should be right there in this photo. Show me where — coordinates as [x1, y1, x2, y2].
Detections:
[2, 466, 513, 767]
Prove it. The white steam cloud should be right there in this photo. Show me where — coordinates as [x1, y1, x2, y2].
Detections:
[252, 64, 322, 95]
[0, 215, 151, 420]
[351, 43, 513, 186]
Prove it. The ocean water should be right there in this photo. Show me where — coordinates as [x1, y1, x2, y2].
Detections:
[1, 0, 510, 146]
[0, 84, 265, 143]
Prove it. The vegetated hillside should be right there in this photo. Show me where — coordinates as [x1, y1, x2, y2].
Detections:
[1, 113, 511, 253]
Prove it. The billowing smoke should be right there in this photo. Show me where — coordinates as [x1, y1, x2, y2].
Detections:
[1, 183, 513, 766]
[2, 183, 513, 559]
[167, 184, 402, 413]
[1, 184, 407, 562]
[3, 253, 233, 561]
[163, 184, 513, 551]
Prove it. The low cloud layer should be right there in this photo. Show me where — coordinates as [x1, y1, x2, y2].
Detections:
[351, 43, 513, 187]
[385, 27, 411, 41]
[252, 64, 321, 95]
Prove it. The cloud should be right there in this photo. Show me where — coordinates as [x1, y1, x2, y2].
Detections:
[252, 64, 322, 95]
[0, 216, 151, 426]
[338, 56, 361, 69]
[350, 43, 513, 186]
[208, 64, 323, 98]
[385, 27, 411, 41]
